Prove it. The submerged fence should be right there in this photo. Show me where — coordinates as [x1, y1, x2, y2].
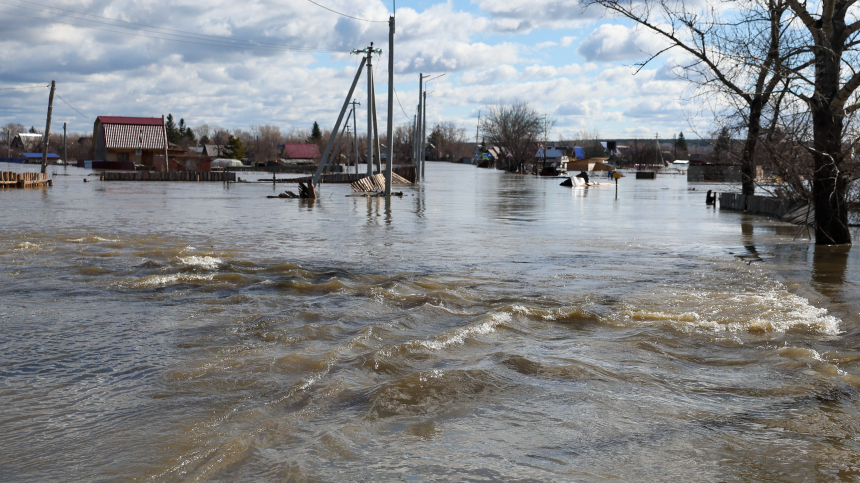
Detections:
[719, 193, 813, 225]
[101, 171, 236, 182]
[0, 171, 52, 188]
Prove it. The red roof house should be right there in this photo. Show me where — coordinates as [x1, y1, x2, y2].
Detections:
[281, 143, 320, 164]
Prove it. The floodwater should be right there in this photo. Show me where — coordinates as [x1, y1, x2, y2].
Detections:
[2, 162, 859, 482]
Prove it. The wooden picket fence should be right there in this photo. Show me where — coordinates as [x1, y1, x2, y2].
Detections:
[0, 171, 52, 188]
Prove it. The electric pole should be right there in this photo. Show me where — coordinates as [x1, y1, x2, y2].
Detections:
[385, 14, 394, 196]
[367, 44, 375, 176]
[41, 80, 55, 174]
[421, 89, 427, 179]
[475, 110, 480, 163]
[417, 73, 424, 180]
[350, 99, 360, 175]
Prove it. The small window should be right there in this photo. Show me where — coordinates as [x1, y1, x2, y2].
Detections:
[117, 153, 129, 163]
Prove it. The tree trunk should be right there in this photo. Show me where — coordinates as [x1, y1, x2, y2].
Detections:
[740, 100, 763, 196]
[809, 30, 851, 245]
[811, 106, 851, 244]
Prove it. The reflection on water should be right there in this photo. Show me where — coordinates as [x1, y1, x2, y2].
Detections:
[1, 162, 860, 481]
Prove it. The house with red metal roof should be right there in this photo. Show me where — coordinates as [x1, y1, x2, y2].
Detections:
[280, 143, 320, 165]
[93, 116, 168, 169]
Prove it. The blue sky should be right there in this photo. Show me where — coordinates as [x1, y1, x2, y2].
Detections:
[0, 0, 707, 140]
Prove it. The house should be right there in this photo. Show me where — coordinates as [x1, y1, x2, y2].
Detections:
[93, 116, 167, 169]
[567, 157, 614, 172]
[21, 152, 61, 164]
[280, 143, 320, 165]
[11, 133, 43, 152]
[202, 144, 225, 158]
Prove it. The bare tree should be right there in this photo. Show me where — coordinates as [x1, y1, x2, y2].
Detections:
[582, 0, 797, 197]
[252, 125, 282, 164]
[193, 124, 210, 144]
[784, 0, 860, 244]
[393, 122, 414, 164]
[427, 121, 468, 161]
[481, 101, 544, 172]
[2, 122, 24, 157]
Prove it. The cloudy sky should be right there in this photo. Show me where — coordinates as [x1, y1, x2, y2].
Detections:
[0, 0, 708, 140]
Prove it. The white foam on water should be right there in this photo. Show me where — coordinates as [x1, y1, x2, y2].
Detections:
[419, 312, 511, 350]
[621, 286, 841, 336]
[178, 256, 223, 270]
[68, 235, 120, 243]
[15, 241, 41, 251]
[130, 273, 215, 288]
[512, 305, 531, 315]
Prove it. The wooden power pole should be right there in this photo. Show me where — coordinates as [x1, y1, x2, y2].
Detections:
[41, 80, 55, 174]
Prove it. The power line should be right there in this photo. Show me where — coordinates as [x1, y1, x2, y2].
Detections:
[393, 86, 409, 119]
[55, 94, 93, 122]
[0, 3, 338, 53]
[0, 84, 48, 91]
[4, 0, 326, 50]
[305, 0, 388, 23]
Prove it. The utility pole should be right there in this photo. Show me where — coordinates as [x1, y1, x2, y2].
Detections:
[385, 14, 394, 196]
[412, 114, 418, 166]
[366, 44, 375, 177]
[542, 115, 548, 171]
[351, 100, 360, 175]
[370, 66, 382, 175]
[475, 110, 480, 163]
[421, 90, 427, 179]
[312, 55, 368, 191]
[63, 122, 67, 166]
[162, 115, 169, 172]
[417, 74, 424, 180]
[41, 80, 55, 174]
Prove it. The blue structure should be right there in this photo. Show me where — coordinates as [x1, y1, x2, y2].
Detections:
[21, 153, 61, 161]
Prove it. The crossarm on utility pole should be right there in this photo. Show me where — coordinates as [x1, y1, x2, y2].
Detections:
[313, 57, 368, 189]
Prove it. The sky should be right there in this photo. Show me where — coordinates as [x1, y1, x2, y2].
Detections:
[0, 0, 712, 141]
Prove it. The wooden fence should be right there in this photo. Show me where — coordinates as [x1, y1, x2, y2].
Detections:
[0, 171, 52, 188]
[101, 171, 236, 182]
[719, 192, 812, 225]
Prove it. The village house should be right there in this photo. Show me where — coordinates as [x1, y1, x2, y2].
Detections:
[11, 133, 43, 152]
[93, 116, 168, 169]
[279, 143, 320, 165]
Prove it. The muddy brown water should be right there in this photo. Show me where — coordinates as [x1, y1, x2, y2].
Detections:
[2, 163, 859, 481]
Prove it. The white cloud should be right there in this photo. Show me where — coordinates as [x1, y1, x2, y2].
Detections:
[576, 24, 670, 62]
[473, 0, 602, 33]
[461, 65, 519, 85]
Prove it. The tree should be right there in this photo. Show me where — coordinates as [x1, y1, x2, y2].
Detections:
[29, 126, 37, 133]
[393, 122, 414, 163]
[784, 0, 860, 244]
[583, 0, 795, 197]
[252, 124, 282, 164]
[480, 101, 544, 172]
[675, 132, 688, 156]
[2, 122, 24, 157]
[165, 114, 179, 144]
[427, 121, 468, 161]
[223, 135, 245, 161]
[714, 127, 732, 160]
[194, 124, 211, 143]
[308, 122, 322, 142]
